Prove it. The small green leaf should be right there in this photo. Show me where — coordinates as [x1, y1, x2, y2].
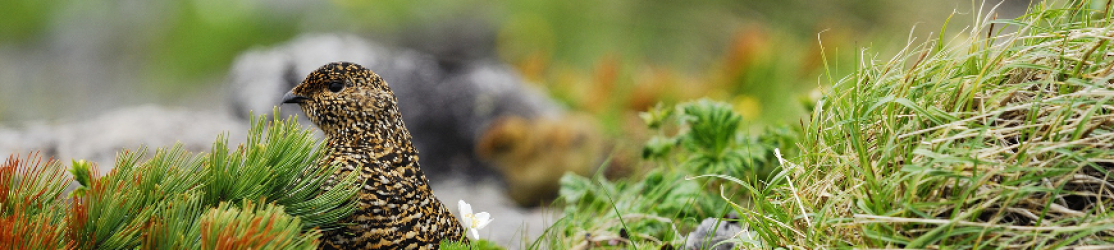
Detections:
[69, 159, 91, 188]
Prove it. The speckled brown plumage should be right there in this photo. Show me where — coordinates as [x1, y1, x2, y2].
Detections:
[282, 62, 466, 249]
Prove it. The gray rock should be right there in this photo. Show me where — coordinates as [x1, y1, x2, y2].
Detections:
[684, 217, 744, 250]
[225, 33, 562, 181]
[0, 105, 247, 174]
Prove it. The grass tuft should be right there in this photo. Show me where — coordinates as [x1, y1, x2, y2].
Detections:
[780, 1, 1114, 248]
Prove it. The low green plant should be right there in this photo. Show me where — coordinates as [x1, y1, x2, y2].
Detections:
[543, 99, 798, 249]
[643, 99, 797, 183]
[1, 109, 360, 249]
[195, 200, 319, 250]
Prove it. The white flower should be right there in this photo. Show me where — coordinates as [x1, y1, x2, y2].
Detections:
[458, 200, 493, 240]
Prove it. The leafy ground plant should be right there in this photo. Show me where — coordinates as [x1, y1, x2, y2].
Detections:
[536, 99, 797, 250]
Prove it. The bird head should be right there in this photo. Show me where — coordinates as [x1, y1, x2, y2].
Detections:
[282, 62, 401, 136]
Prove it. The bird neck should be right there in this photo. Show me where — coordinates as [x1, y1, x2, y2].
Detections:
[324, 115, 416, 152]
[324, 117, 428, 182]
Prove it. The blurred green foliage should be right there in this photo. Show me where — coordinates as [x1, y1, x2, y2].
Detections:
[0, 0, 955, 106]
[328, 0, 934, 68]
[0, 0, 63, 42]
[147, 0, 300, 80]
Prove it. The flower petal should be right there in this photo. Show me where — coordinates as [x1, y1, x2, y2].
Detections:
[458, 200, 472, 216]
[469, 228, 480, 240]
[474, 212, 492, 228]
[462, 217, 473, 228]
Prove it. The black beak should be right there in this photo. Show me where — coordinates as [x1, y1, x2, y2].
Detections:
[282, 90, 308, 104]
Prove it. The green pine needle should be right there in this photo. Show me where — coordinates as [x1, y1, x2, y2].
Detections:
[56, 108, 359, 248]
[197, 200, 318, 250]
[0, 152, 70, 250]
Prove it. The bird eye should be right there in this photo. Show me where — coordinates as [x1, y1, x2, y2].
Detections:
[328, 81, 345, 93]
